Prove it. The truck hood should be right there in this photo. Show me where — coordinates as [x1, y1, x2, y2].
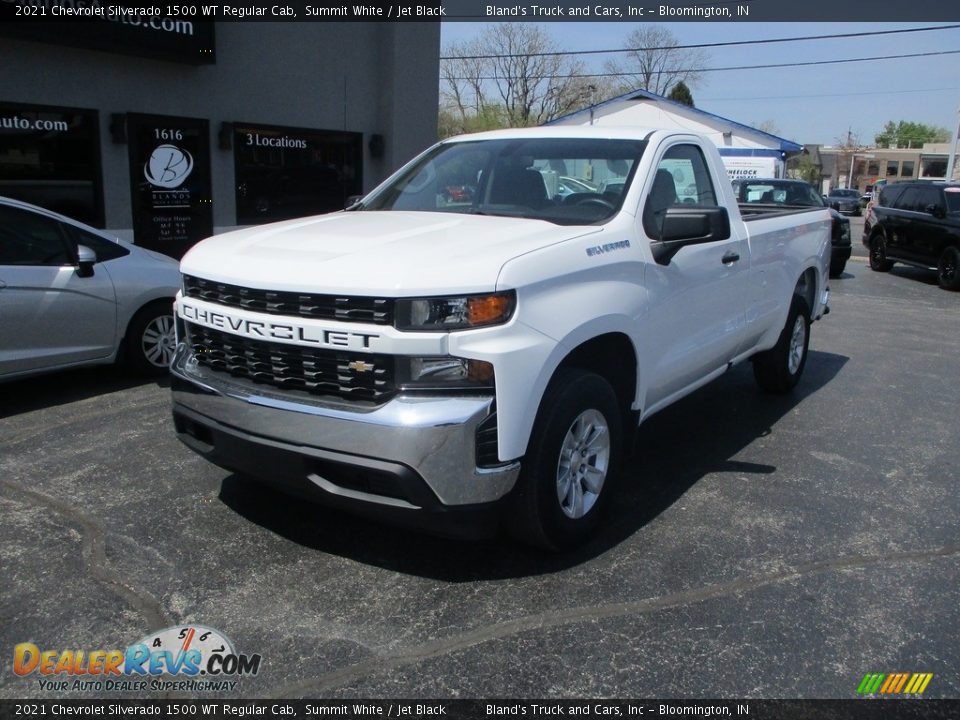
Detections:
[180, 211, 603, 295]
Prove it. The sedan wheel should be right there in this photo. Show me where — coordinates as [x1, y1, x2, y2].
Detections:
[126, 303, 176, 375]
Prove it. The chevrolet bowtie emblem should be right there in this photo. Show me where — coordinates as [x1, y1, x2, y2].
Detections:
[347, 360, 374, 373]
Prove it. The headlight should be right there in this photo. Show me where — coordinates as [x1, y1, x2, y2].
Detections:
[397, 356, 494, 391]
[395, 291, 515, 332]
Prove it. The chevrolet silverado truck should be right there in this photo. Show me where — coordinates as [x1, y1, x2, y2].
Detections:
[170, 127, 831, 550]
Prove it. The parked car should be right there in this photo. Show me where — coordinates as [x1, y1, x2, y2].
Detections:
[732, 178, 851, 278]
[0, 197, 181, 381]
[826, 188, 862, 216]
[863, 181, 960, 290]
[555, 176, 597, 199]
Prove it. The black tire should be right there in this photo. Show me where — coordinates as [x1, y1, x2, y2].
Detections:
[869, 234, 894, 272]
[752, 295, 811, 394]
[828, 261, 846, 279]
[125, 302, 176, 376]
[937, 246, 960, 291]
[507, 368, 622, 551]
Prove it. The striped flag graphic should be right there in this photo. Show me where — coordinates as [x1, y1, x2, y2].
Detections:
[857, 672, 933, 695]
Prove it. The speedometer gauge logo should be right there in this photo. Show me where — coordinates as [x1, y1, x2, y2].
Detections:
[125, 625, 259, 677]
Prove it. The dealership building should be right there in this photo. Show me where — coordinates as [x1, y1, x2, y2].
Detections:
[547, 87, 804, 180]
[0, 20, 440, 258]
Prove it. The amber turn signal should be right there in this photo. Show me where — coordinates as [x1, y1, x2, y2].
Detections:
[468, 293, 515, 327]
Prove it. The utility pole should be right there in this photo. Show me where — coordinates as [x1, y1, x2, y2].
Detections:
[945, 106, 960, 182]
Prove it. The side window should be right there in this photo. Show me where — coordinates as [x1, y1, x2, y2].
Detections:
[643, 144, 717, 238]
[894, 188, 920, 212]
[878, 185, 904, 207]
[0, 205, 72, 266]
[66, 226, 130, 262]
[917, 187, 942, 214]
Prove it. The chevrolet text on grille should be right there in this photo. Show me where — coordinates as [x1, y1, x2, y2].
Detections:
[180, 303, 378, 348]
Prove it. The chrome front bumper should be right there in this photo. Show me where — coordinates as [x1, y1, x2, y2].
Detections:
[169, 343, 520, 510]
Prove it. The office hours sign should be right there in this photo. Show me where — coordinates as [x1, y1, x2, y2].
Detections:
[127, 114, 212, 258]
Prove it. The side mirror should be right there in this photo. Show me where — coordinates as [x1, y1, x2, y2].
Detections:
[76, 244, 96, 278]
[650, 206, 731, 265]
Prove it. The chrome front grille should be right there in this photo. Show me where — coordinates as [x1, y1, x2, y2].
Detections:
[185, 322, 395, 403]
[183, 275, 394, 325]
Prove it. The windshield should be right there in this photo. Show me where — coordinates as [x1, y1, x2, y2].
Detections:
[359, 137, 647, 225]
[733, 181, 824, 207]
[830, 189, 859, 198]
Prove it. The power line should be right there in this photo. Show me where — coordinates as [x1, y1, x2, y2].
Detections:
[699, 87, 960, 102]
[440, 24, 960, 61]
[445, 49, 960, 81]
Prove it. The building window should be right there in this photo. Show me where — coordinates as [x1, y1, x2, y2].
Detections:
[921, 159, 947, 178]
[900, 161, 915, 177]
[233, 123, 363, 225]
[867, 161, 880, 176]
[0, 102, 102, 227]
[886, 160, 899, 177]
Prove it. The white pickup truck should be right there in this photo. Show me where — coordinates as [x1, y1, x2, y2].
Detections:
[170, 127, 831, 549]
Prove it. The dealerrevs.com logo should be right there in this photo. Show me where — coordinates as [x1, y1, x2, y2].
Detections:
[13, 625, 261, 693]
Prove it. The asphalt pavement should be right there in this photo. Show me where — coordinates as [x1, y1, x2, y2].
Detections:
[1, 261, 957, 700]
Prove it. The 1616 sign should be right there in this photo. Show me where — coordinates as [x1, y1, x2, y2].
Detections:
[127, 114, 212, 259]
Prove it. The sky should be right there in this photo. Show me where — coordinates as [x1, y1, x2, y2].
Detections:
[439, 21, 960, 147]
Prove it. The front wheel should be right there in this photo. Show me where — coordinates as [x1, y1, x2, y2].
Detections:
[829, 260, 847, 279]
[869, 234, 894, 272]
[125, 302, 176, 376]
[507, 368, 622, 551]
[937, 246, 960, 291]
[752, 295, 810, 394]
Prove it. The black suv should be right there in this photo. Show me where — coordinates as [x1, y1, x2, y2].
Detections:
[863, 181, 960, 290]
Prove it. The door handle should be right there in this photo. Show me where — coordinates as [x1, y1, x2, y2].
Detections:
[722, 252, 740, 264]
[0, 279, 6, 289]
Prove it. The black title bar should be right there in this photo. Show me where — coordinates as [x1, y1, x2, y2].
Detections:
[0, 0, 959, 22]
[1, 699, 958, 719]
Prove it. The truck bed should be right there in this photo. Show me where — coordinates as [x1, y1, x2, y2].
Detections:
[738, 203, 826, 220]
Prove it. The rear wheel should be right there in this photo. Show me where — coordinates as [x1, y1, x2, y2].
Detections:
[869, 234, 894, 272]
[752, 295, 810, 394]
[508, 368, 622, 551]
[829, 260, 846, 279]
[125, 302, 176, 376]
[937, 246, 960, 291]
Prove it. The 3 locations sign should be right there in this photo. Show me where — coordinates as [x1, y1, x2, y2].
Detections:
[233, 123, 362, 225]
[127, 113, 212, 259]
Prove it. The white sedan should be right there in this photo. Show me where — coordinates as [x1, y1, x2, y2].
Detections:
[0, 197, 181, 381]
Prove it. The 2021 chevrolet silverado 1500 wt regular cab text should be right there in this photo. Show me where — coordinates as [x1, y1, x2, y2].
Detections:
[170, 127, 831, 550]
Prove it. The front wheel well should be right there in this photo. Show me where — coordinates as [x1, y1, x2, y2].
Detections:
[794, 267, 817, 317]
[554, 333, 638, 426]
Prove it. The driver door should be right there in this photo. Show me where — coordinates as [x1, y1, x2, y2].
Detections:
[640, 142, 749, 409]
[0, 205, 116, 377]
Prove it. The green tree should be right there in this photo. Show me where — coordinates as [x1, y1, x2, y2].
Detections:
[667, 81, 694, 107]
[438, 105, 510, 139]
[788, 152, 821, 186]
[874, 121, 950, 149]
